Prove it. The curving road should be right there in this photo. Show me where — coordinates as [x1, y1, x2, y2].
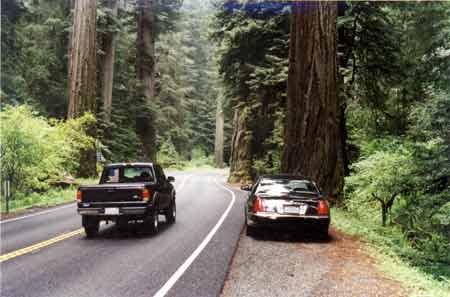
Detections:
[0, 170, 245, 297]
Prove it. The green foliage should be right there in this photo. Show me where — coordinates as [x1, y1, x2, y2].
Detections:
[0, 105, 94, 195]
[1, 0, 70, 117]
[212, 2, 289, 180]
[0, 178, 97, 213]
[188, 147, 214, 168]
[345, 143, 415, 223]
[342, 1, 450, 271]
[157, 139, 183, 169]
[252, 109, 284, 176]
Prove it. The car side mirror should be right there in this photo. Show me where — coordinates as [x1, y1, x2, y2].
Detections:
[167, 176, 175, 182]
[240, 184, 252, 191]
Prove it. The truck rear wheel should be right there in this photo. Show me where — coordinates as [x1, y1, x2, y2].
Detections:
[144, 208, 159, 234]
[82, 216, 99, 238]
[165, 200, 176, 224]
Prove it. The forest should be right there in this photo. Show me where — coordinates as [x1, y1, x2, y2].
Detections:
[1, 0, 449, 290]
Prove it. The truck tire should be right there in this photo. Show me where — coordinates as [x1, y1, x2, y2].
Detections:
[144, 208, 159, 234]
[82, 216, 99, 238]
[165, 200, 176, 224]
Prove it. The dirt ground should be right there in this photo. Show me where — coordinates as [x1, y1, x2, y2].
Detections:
[221, 227, 407, 297]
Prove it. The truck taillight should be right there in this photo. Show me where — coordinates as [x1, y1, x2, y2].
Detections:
[76, 190, 82, 202]
[317, 200, 329, 216]
[142, 189, 151, 202]
[253, 196, 264, 213]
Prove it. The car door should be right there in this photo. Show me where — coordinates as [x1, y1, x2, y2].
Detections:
[154, 165, 171, 208]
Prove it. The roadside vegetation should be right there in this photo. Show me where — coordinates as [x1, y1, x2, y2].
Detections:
[332, 208, 450, 297]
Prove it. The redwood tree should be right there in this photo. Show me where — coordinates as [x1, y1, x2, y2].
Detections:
[101, 0, 119, 121]
[136, 0, 157, 161]
[281, 2, 344, 195]
[214, 97, 224, 168]
[67, 0, 97, 177]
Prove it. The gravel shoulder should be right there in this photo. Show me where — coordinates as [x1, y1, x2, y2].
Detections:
[221, 227, 407, 297]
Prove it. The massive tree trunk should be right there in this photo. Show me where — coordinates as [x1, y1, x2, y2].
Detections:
[281, 2, 343, 195]
[136, 0, 157, 161]
[228, 107, 253, 183]
[101, 0, 119, 121]
[214, 100, 224, 168]
[67, 0, 97, 177]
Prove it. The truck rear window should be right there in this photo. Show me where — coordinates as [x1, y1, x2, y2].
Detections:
[103, 167, 155, 183]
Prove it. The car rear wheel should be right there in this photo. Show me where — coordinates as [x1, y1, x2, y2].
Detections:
[317, 222, 329, 239]
[246, 225, 259, 237]
[82, 216, 99, 238]
[165, 200, 176, 224]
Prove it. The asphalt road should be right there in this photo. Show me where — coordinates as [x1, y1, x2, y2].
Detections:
[1, 170, 246, 297]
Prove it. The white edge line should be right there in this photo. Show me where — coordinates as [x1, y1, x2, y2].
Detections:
[152, 176, 236, 297]
[1, 174, 191, 225]
[0, 203, 76, 224]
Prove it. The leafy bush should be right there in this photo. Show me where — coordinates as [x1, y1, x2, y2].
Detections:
[157, 138, 184, 169]
[345, 136, 450, 265]
[345, 143, 415, 226]
[0, 105, 94, 196]
[187, 147, 214, 168]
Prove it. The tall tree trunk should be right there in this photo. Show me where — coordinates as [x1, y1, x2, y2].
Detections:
[229, 107, 253, 183]
[214, 99, 224, 168]
[67, 0, 97, 177]
[136, 0, 156, 161]
[101, 0, 119, 122]
[281, 2, 343, 195]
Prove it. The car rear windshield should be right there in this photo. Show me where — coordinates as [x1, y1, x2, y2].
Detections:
[102, 166, 155, 183]
[255, 178, 318, 195]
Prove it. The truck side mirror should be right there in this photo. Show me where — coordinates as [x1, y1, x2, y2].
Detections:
[240, 184, 252, 191]
[167, 176, 175, 182]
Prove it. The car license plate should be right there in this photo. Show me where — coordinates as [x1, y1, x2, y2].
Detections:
[284, 205, 307, 215]
[105, 207, 119, 215]
[284, 206, 299, 214]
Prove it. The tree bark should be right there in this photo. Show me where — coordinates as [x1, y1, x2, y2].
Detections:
[214, 99, 224, 168]
[101, 0, 119, 122]
[67, 0, 97, 177]
[281, 1, 343, 195]
[136, 0, 156, 161]
[229, 107, 253, 183]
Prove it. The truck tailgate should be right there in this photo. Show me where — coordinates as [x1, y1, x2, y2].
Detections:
[80, 184, 147, 203]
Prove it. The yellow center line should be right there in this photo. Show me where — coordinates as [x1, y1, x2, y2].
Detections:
[0, 228, 85, 263]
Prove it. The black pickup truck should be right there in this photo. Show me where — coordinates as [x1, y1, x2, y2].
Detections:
[77, 163, 176, 237]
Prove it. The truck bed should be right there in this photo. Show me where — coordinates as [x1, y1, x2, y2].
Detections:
[79, 183, 153, 203]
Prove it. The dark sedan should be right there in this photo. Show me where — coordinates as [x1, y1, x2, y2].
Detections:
[242, 175, 330, 237]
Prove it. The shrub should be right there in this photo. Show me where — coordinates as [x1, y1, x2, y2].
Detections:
[157, 138, 184, 168]
[0, 105, 94, 196]
[345, 145, 415, 226]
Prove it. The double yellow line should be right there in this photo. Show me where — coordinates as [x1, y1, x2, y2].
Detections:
[0, 228, 84, 263]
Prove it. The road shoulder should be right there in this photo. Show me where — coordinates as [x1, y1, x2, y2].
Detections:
[221, 228, 407, 297]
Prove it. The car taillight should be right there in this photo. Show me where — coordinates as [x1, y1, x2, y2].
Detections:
[317, 200, 329, 216]
[76, 190, 82, 202]
[253, 196, 264, 213]
[142, 189, 151, 202]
